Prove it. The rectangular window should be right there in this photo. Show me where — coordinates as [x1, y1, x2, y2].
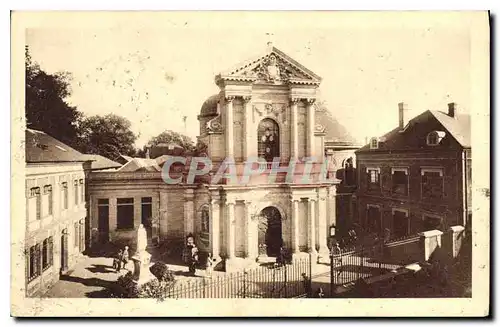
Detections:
[41, 237, 53, 270]
[366, 168, 380, 191]
[30, 187, 41, 220]
[421, 168, 444, 199]
[74, 180, 79, 205]
[366, 205, 382, 235]
[392, 209, 409, 238]
[79, 179, 84, 203]
[423, 215, 443, 231]
[44, 185, 53, 215]
[141, 197, 153, 229]
[392, 168, 409, 196]
[27, 244, 41, 282]
[74, 222, 79, 246]
[62, 182, 68, 209]
[117, 198, 134, 230]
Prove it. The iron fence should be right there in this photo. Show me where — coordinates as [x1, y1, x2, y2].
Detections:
[330, 234, 420, 288]
[164, 256, 312, 298]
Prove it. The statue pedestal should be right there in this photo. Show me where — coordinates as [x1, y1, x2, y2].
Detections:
[131, 250, 155, 286]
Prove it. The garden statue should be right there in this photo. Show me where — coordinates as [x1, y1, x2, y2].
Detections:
[131, 224, 155, 286]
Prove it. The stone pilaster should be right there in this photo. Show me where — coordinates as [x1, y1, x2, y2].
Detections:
[306, 98, 316, 158]
[243, 96, 252, 160]
[318, 189, 329, 259]
[134, 197, 141, 228]
[159, 192, 169, 241]
[244, 200, 257, 260]
[184, 189, 195, 236]
[209, 195, 221, 261]
[291, 198, 300, 254]
[109, 197, 117, 232]
[226, 200, 236, 259]
[308, 198, 317, 255]
[290, 98, 300, 159]
[225, 96, 235, 159]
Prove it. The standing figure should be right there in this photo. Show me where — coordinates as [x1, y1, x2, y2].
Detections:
[121, 246, 130, 271]
[205, 252, 214, 279]
[113, 249, 123, 272]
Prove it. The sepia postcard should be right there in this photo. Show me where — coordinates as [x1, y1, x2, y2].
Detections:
[10, 11, 490, 317]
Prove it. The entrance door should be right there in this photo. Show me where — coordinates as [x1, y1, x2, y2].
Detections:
[258, 207, 283, 257]
[60, 230, 68, 273]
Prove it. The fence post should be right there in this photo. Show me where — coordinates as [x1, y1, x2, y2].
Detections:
[243, 269, 246, 299]
[330, 250, 334, 297]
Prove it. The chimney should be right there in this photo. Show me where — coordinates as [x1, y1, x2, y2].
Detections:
[398, 102, 408, 129]
[448, 102, 457, 118]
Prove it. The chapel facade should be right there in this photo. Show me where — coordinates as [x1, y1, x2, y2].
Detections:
[87, 44, 344, 270]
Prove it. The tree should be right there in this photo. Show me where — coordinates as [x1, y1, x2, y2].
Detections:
[146, 130, 196, 151]
[25, 46, 82, 147]
[78, 114, 137, 161]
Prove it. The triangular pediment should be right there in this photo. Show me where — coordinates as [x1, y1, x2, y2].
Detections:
[217, 46, 322, 85]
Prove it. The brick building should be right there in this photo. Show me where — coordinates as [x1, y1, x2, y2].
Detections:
[355, 102, 471, 240]
[88, 44, 358, 270]
[24, 129, 89, 296]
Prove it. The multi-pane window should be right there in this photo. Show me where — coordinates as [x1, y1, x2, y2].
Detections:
[392, 209, 410, 238]
[392, 168, 409, 196]
[117, 198, 134, 230]
[370, 137, 378, 149]
[43, 185, 53, 216]
[42, 237, 53, 270]
[79, 179, 84, 203]
[27, 244, 41, 282]
[421, 168, 444, 199]
[366, 168, 380, 190]
[30, 187, 41, 220]
[62, 182, 68, 209]
[74, 180, 79, 205]
[366, 205, 382, 235]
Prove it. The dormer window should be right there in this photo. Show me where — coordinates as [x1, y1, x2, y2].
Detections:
[370, 137, 378, 149]
[426, 131, 446, 146]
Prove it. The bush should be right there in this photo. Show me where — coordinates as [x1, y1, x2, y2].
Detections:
[150, 262, 175, 283]
[137, 279, 176, 300]
[109, 272, 139, 298]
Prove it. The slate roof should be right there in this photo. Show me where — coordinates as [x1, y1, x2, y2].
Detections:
[81, 154, 122, 171]
[25, 129, 89, 163]
[357, 109, 471, 152]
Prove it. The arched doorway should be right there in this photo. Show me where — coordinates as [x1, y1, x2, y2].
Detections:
[257, 206, 283, 257]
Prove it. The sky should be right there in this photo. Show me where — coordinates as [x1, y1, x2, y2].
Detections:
[25, 12, 471, 147]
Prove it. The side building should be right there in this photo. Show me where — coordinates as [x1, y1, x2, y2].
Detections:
[355, 102, 471, 240]
[24, 129, 90, 296]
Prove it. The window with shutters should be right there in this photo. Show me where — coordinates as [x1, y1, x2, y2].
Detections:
[62, 182, 68, 209]
[392, 209, 410, 238]
[74, 180, 79, 205]
[421, 168, 444, 199]
[30, 187, 41, 220]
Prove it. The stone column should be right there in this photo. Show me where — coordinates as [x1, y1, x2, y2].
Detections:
[226, 200, 236, 259]
[183, 189, 195, 236]
[419, 229, 443, 262]
[225, 96, 235, 159]
[245, 200, 256, 259]
[290, 98, 300, 159]
[449, 225, 465, 259]
[209, 195, 221, 261]
[243, 96, 253, 160]
[308, 198, 317, 255]
[306, 99, 316, 158]
[328, 186, 337, 229]
[291, 198, 300, 254]
[318, 190, 329, 260]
